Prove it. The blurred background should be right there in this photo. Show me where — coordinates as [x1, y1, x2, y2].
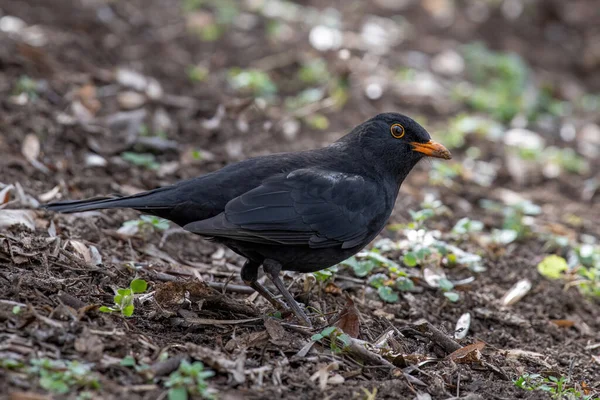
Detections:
[1, 1, 600, 398]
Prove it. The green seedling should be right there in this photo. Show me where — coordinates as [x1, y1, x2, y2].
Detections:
[99, 278, 148, 317]
[227, 68, 277, 98]
[165, 360, 215, 400]
[122, 215, 170, 233]
[514, 373, 595, 399]
[28, 358, 100, 395]
[311, 326, 351, 354]
[121, 152, 160, 170]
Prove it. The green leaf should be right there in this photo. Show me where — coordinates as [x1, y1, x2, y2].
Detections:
[438, 278, 454, 291]
[168, 387, 188, 400]
[310, 333, 324, 341]
[122, 304, 135, 317]
[537, 255, 568, 280]
[403, 252, 418, 267]
[120, 356, 136, 367]
[321, 326, 337, 337]
[395, 277, 415, 291]
[12, 305, 21, 314]
[377, 286, 399, 303]
[117, 288, 132, 296]
[40, 376, 69, 394]
[113, 294, 123, 305]
[337, 333, 351, 347]
[98, 306, 113, 313]
[444, 291, 460, 302]
[130, 279, 148, 294]
[367, 273, 388, 289]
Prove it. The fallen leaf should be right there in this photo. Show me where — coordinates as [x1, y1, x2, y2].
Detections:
[335, 296, 360, 338]
[264, 318, 287, 344]
[324, 282, 342, 294]
[0, 184, 14, 205]
[550, 319, 575, 328]
[501, 279, 532, 306]
[447, 341, 485, 363]
[454, 312, 471, 339]
[38, 186, 61, 203]
[21, 134, 40, 161]
[0, 210, 36, 230]
[89, 245, 102, 265]
[69, 240, 92, 263]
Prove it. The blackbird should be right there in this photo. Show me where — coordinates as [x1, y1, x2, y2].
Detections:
[44, 113, 451, 326]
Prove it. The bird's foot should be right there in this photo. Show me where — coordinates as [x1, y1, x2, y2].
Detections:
[263, 259, 312, 327]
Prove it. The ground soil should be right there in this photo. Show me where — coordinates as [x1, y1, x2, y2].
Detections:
[1, 1, 599, 399]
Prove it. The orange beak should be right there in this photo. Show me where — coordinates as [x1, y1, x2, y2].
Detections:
[410, 140, 452, 160]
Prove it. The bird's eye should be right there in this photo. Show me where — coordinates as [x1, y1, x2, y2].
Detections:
[390, 123, 405, 139]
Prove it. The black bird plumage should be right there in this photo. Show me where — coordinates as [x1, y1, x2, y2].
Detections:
[43, 113, 451, 325]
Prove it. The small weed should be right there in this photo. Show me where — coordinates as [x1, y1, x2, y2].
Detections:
[14, 75, 40, 100]
[514, 373, 594, 399]
[99, 278, 148, 317]
[481, 199, 541, 244]
[28, 358, 100, 395]
[227, 68, 277, 98]
[122, 215, 170, 234]
[121, 152, 160, 170]
[187, 65, 209, 82]
[311, 326, 351, 354]
[165, 360, 216, 400]
[312, 265, 338, 282]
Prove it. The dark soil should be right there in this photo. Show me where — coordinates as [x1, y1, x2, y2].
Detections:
[1, 1, 599, 399]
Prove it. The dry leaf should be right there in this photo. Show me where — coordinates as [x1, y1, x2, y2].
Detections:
[550, 319, 575, 328]
[38, 186, 61, 203]
[21, 134, 40, 161]
[447, 341, 485, 363]
[335, 296, 360, 338]
[501, 279, 532, 306]
[324, 282, 342, 294]
[454, 312, 471, 339]
[0, 184, 14, 205]
[69, 240, 92, 263]
[0, 209, 36, 230]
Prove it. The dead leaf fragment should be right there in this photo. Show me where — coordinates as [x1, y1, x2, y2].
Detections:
[21, 134, 40, 161]
[550, 319, 575, 328]
[69, 240, 92, 263]
[0, 209, 36, 230]
[454, 312, 471, 339]
[0, 184, 14, 205]
[501, 279, 532, 306]
[335, 296, 360, 338]
[447, 341, 485, 363]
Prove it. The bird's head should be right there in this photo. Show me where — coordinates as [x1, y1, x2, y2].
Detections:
[339, 112, 451, 181]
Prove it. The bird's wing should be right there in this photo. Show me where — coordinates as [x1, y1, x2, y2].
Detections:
[184, 168, 381, 249]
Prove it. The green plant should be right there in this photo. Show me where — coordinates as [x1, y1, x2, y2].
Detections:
[298, 58, 330, 84]
[311, 326, 351, 354]
[28, 358, 100, 395]
[481, 200, 541, 244]
[187, 65, 209, 82]
[121, 152, 160, 170]
[165, 360, 215, 400]
[99, 278, 148, 317]
[312, 265, 338, 282]
[514, 373, 594, 399]
[122, 215, 170, 233]
[227, 68, 277, 98]
[14, 75, 40, 100]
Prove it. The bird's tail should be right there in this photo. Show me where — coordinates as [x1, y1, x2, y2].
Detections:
[41, 187, 172, 213]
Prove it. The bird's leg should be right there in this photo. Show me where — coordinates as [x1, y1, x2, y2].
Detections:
[263, 259, 312, 327]
[241, 259, 289, 311]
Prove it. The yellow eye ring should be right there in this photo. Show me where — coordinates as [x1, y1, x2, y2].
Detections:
[391, 123, 405, 138]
